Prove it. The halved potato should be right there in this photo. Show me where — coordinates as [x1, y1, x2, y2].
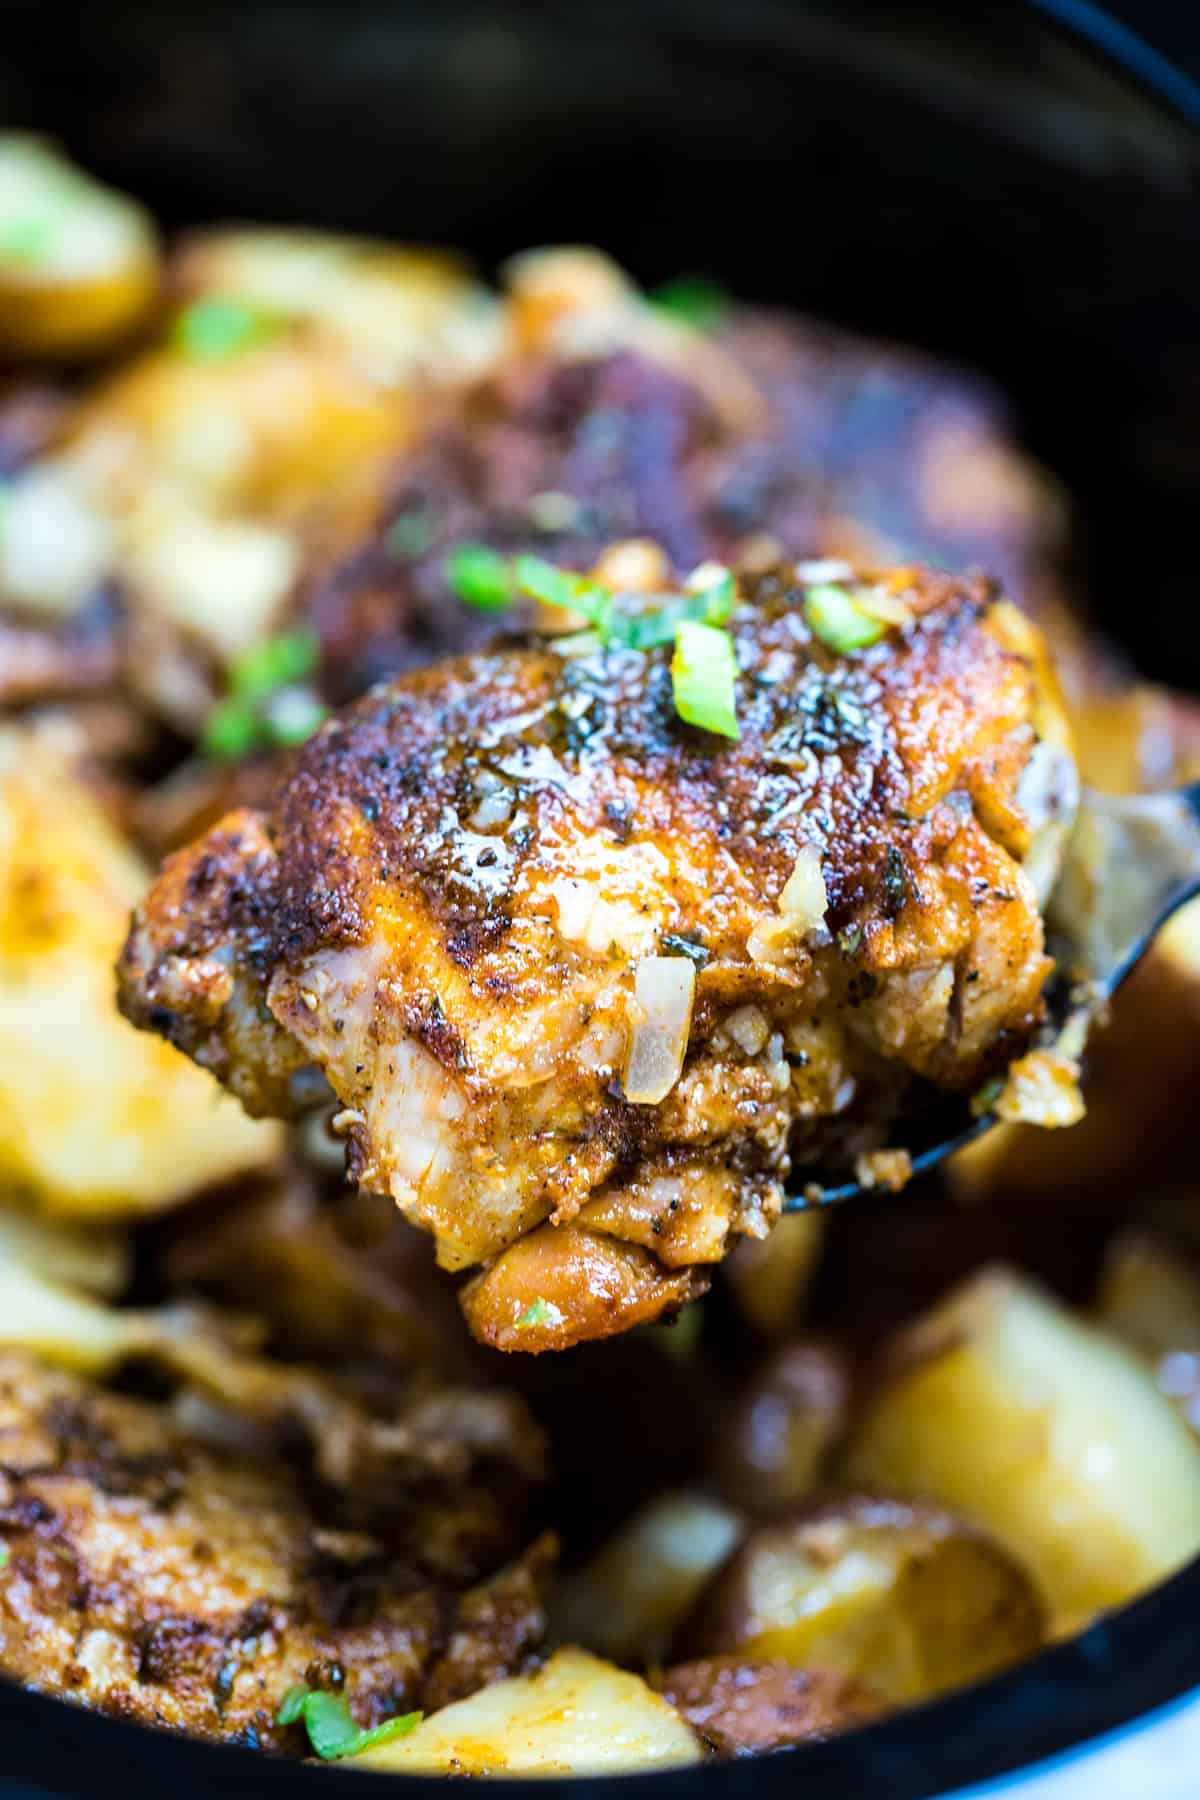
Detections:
[171, 226, 499, 384]
[551, 1492, 742, 1665]
[0, 730, 281, 1215]
[341, 1649, 702, 1775]
[0, 136, 160, 358]
[657, 1658, 883, 1753]
[845, 1266, 1200, 1622]
[675, 1494, 1043, 1704]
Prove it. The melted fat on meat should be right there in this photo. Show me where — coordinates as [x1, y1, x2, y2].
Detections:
[118, 561, 1074, 1351]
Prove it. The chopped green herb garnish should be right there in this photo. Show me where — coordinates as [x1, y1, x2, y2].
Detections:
[649, 275, 731, 331]
[513, 553, 615, 637]
[202, 697, 261, 762]
[173, 296, 284, 362]
[276, 1687, 422, 1760]
[443, 550, 740, 738]
[607, 571, 734, 650]
[445, 543, 516, 610]
[516, 1296, 564, 1331]
[277, 1685, 309, 1727]
[0, 1543, 10, 1570]
[385, 509, 436, 560]
[804, 584, 887, 654]
[203, 630, 324, 761]
[230, 629, 320, 701]
[671, 619, 739, 740]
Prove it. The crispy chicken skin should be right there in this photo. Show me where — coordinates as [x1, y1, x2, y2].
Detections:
[0, 1352, 550, 1750]
[119, 561, 1072, 1351]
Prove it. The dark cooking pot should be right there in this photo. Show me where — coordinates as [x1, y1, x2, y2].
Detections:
[1, 3, 1199, 1794]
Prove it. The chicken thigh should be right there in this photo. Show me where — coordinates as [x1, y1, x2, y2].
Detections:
[119, 558, 1075, 1350]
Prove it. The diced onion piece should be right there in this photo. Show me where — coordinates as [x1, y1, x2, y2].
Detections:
[795, 558, 854, 585]
[854, 1148, 914, 1192]
[624, 956, 696, 1104]
[747, 845, 828, 966]
[777, 843, 829, 933]
[854, 587, 913, 627]
[592, 537, 670, 593]
[0, 464, 115, 614]
[725, 1005, 769, 1056]
[995, 1050, 1086, 1128]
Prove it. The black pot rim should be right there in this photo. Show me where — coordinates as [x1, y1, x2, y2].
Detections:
[6, 3, 1200, 1795]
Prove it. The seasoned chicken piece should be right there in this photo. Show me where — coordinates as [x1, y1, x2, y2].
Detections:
[305, 247, 1068, 706]
[119, 561, 1074, 1350]
[0, 1352, 550, 1750]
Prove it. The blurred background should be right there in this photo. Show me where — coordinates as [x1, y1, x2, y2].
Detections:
[3, 0, 1200, 680]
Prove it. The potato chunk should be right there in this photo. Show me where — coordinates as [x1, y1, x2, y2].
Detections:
[341, 1649, 701, 1775]
[675, 1495, 1043, 1704]
[0, 136, 160, 357]
[0, 731, 280, 1215]
[845, 1267, 1200, 1622]
[551, 1492, 742, 1664]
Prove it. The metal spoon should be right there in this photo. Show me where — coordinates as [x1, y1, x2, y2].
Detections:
[784, 779, 1200, 1211]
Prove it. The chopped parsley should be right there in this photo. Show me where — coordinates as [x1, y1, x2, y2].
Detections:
[649, 275, 731, 331]
[804, 584, 887, 655]
[672, 619, 740, 740]
[276, 1686, 422, 1761]
[173, 296, 284, 362]
[203, 628, 326, 761]
[230, 629, 320, 700]
[0, 1543, 10, 1570]
[516, 1296, 564, 1331]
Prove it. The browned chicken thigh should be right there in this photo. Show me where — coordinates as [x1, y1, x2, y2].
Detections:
[119, 559, 1074, 1350]
[0, 1352, 550, 1750]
